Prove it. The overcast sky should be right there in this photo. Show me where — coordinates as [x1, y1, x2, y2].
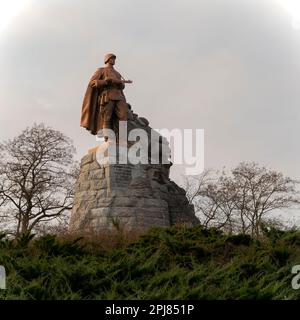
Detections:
[0, 0, 300, 184]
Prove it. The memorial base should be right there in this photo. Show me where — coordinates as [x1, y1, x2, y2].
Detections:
[69, 144, 199, 233]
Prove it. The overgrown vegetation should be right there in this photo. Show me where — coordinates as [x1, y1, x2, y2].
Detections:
[0, 224, 300, 300]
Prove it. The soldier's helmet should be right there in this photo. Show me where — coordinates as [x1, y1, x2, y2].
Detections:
[104, 53, 116, 64]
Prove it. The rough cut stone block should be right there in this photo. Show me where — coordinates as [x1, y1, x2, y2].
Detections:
[69, 146, 200, 233]
[81, 154, 94, 166]
[89, 169, 104, 180]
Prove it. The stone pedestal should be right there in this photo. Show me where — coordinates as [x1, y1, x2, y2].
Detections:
[69, 144, 199, 233]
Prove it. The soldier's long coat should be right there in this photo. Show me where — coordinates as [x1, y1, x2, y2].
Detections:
[80, 67, 126, 135]
[80, 68, 104, 135]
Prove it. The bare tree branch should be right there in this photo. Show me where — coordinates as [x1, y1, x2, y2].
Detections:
[184, 162, 300, 236]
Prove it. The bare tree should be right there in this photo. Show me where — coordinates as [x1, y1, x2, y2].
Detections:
[231, 162, 299, 236]
[0, 123, 78, 237]
[185, 170, 238, 232]
[184, 162, 300, 236]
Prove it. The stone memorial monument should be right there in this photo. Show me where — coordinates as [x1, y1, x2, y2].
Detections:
[69, 53, 199, 232]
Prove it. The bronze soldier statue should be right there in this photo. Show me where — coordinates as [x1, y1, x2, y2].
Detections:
[80, 53, 132, 137]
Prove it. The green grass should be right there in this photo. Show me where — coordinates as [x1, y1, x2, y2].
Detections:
[0, 225, 300, 300]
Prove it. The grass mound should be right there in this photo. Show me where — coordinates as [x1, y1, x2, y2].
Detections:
[0, 225, 300, 300]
